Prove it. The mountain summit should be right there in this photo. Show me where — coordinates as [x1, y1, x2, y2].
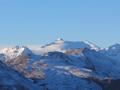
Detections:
[39, 39, 100, 53]
[0, 46, 34, 59]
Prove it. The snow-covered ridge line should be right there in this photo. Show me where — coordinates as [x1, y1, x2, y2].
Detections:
[0, 39, 119, 57]
[0, 39, 119, 52]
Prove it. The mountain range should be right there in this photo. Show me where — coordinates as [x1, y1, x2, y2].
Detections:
[0, 39, 120, 90]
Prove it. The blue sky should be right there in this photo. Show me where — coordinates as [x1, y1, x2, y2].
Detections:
[0, 0, 120, 47]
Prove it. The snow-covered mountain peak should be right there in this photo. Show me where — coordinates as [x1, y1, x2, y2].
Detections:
[0, 46, 33, 59]
[108, 43, 120, 50]
[56, 38, 64, 42]
[101, 43, 120, 54]
[83, 41, 100, 51]
[100, 43, 120, 61]
[39, 39, 100, 54]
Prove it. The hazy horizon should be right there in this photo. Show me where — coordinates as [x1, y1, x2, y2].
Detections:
[0, 38, 119, 49]
[0, 0, 120, 48]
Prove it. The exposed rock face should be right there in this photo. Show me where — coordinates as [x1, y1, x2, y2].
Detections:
[6, 55, 29, 72]
[65, 48, 84, 55]
[0, 61, 40, 90]
[5, 55, 45, 80]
